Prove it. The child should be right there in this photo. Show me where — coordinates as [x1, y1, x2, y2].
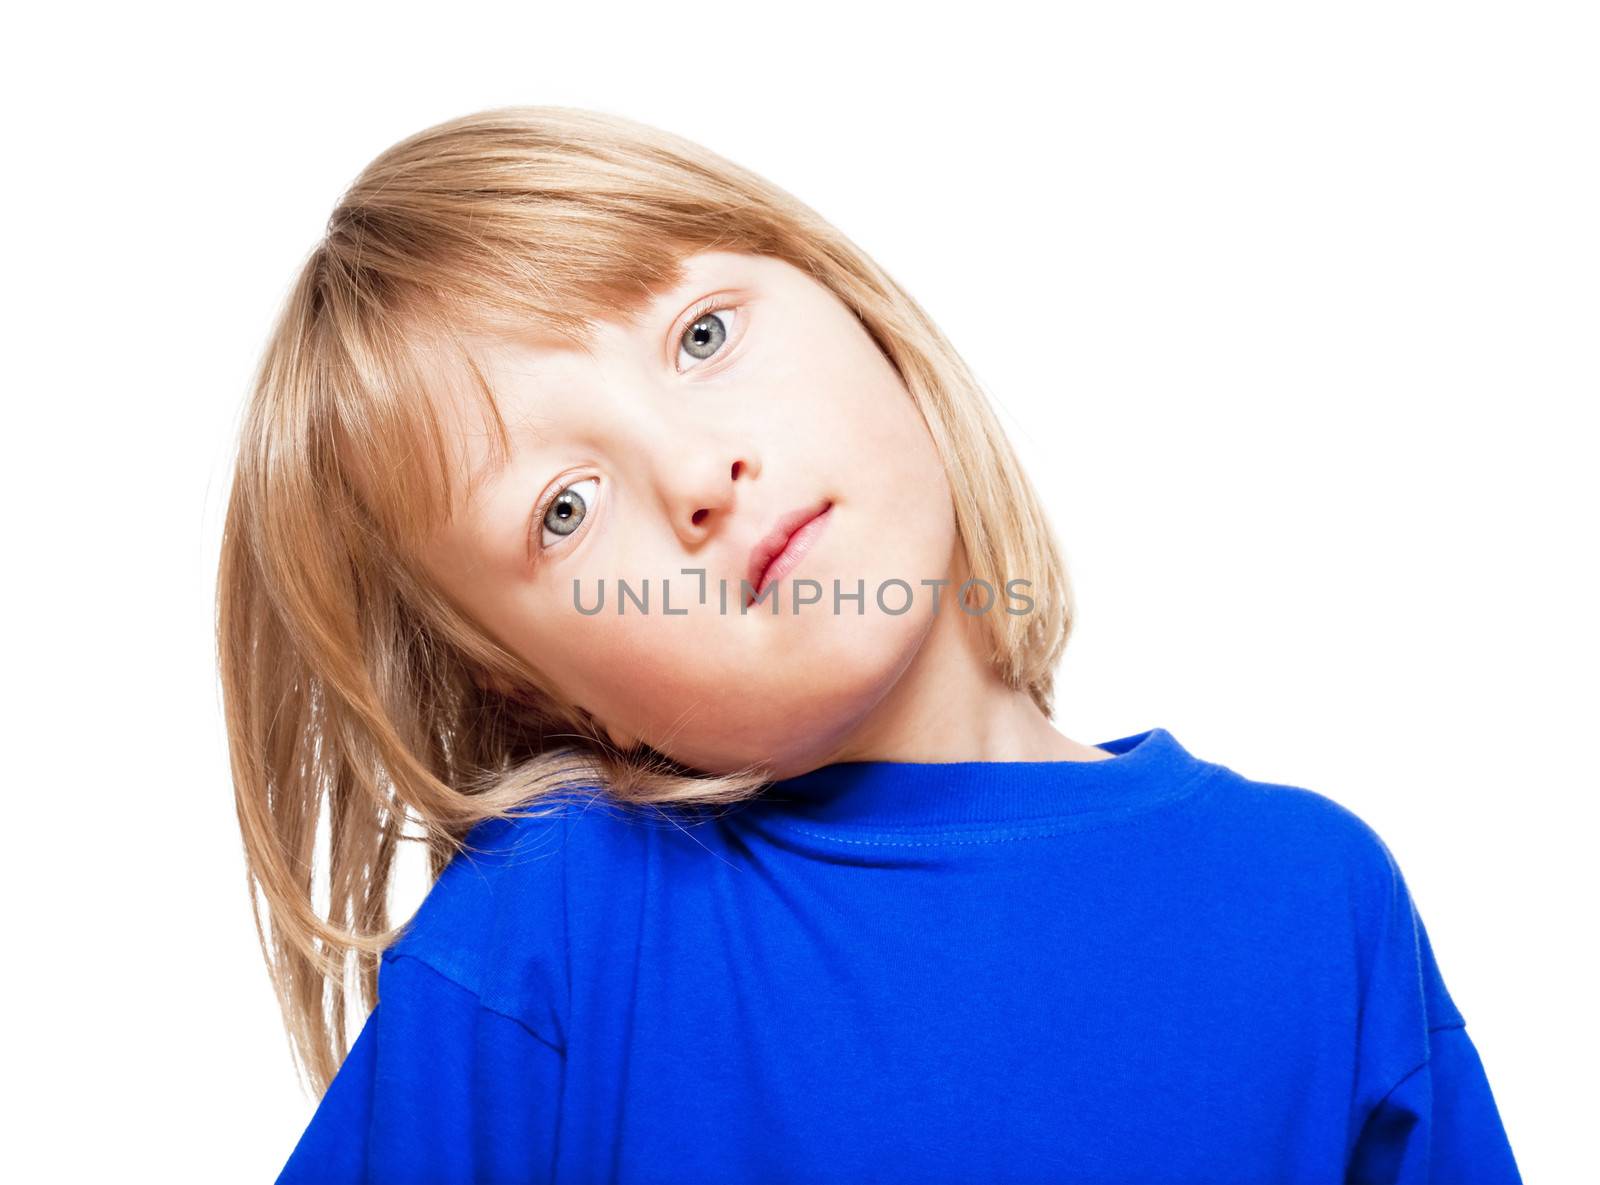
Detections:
[219, 105, 1522, 1184]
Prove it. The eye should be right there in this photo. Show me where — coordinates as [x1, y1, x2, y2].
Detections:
[676, 299, 739, 369]
[534, 476, 599, 552]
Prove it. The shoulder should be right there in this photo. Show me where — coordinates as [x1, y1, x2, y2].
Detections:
[1195, 766, 1477, 1093]
[1192, 761, 1464, 1015]
[1193, 761, 1410, 919]
[383, 787, 636, 1035]
[1203, 759, 1398, 857]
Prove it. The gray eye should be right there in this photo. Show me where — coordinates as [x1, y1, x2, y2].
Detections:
[679, 308, 733, 364]
[541, 477, 599, 548]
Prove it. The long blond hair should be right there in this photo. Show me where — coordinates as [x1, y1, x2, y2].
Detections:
[216, 104, 1076, 1099]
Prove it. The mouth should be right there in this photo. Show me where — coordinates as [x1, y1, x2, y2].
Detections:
[745, 498, 834, 606]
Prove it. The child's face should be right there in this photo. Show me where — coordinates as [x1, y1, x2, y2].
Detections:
[419, 250, 959, 776]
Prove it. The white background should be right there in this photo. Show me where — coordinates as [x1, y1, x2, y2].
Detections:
[4, 1, 1593, 1180]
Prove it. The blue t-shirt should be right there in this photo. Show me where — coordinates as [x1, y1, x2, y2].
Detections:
[276, 727, 1521, 1184]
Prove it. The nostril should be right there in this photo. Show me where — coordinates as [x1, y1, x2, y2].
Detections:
[691, 508, 709, 526]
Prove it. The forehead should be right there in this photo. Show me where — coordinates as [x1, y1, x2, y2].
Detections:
[521, 248, 773, 346]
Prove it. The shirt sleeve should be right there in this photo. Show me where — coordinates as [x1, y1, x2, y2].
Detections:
[1346, 1022, 1522, 1184]
[1343, 836, 1521, 1184]
[275, 951, 564, 1185]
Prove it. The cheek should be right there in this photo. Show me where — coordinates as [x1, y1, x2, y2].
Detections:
[835, 345, 946, 489]
[519, 598, 728, 719]
[843, 392, 958, 573]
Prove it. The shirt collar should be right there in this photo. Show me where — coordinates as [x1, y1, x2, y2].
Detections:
[749, 728, 1212, 830]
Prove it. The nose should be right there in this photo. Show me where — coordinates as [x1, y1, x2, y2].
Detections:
[656, 439, 760, 548]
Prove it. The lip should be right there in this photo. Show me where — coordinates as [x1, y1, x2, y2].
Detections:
[745, 498, 834, 605]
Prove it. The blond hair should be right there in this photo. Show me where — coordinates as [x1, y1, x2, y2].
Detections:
[216, 104, 1075, 1099]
